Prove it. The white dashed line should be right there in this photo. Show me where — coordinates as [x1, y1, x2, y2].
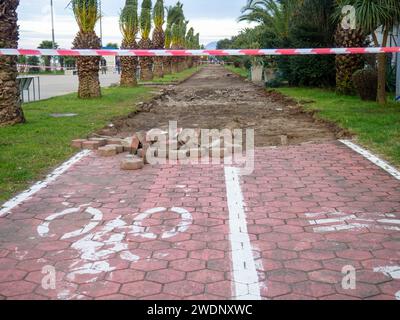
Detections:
[224, 166, 261, 300]
[340, 140, 400, 180]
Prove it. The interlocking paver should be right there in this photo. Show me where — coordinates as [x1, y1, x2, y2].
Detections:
[0, 142, 399, 300]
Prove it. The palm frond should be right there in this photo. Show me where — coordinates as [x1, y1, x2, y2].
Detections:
[68, 0, 101, 32]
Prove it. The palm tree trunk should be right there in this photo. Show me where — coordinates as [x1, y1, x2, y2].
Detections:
[334, 26, 365, 95]
[120, 40, 138, 87]
[171, 57, 179, 73]
[376, 29, 389, 105]
[76, 56, 101, 98]
[0, 0, 25, 126]
[163, 57, 172, 75]
[138, 39, 153, 81]
[73, 31, 102, 99]
[153, 57, 164, 78]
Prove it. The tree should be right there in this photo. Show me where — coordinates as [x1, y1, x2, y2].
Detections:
[177, 19, 189, 71]
[194, 32, 201, 66]
[238, 0, 337, 87]
[186, 27, 195, 68]
[171, 21, 181, 73]
[165, 2, 184, 74]
[338, 0, 400, 104]
[61, 56, 76, 69]
[0, 0, 25, 126]
[38, 40, 58, 68]
[69, 0, 102, 98]
[139, 0, 153, 81]
[27, 56, 40, 73]
[152, 0, 165, 78]
[105, 43, 119, 49]
[239, 0, 299, 46]
[120, 0, 139, 86]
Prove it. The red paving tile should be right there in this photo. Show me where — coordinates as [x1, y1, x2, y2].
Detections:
[0, 142, 399, 300]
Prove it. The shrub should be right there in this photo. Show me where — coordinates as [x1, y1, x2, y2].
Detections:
[352, 68, 378, 101]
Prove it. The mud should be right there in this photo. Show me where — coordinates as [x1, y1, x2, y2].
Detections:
[107, 65, 347, 147]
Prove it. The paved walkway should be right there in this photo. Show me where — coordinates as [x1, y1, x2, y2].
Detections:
[28, 73, 120, 101]
[0, 141, 399, 300]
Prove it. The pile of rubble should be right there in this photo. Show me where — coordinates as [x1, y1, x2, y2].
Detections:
[71, 128, 241, 171]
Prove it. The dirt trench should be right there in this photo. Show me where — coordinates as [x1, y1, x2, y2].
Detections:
[108, 65, 343, 147]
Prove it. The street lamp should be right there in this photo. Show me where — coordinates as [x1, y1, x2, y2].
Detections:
[99, 0, 103, 48]
[50, 0, 56, 49]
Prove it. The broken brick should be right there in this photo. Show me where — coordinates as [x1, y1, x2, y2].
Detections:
[107, 144, 124, 154]
[106, 138, 123, 145]
[82, 140, 101, 150]
[98, 146, 117, 157]
[120, 158, 144, 170]
[146, 129, 168, 143]
[131, 134, 140, 152]
[89, 138, 107, 147]
[71, 139, 86, 149]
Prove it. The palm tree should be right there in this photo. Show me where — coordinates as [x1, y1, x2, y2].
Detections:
[164, 2, 184, 74]
[164, 24, 173, 75]
[186, 27, 195, 68]
[120, 0, 139, 87]
[338, 0, 400, 104]
[70, 0, 102, 98]
[193, 32, 201, 67]
[152, 0, 165, 78]
[0, 0, 25, 126]
[239, 0, 299, 46]
[139, 0, 153, 81]
[332, 0, 366, 94]
[171, 21, 181, 73]
[178, 20, 189, 71]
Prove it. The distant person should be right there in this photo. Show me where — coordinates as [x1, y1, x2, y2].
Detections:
[115, 57, 121, 75]
[100, 58, 107, 75]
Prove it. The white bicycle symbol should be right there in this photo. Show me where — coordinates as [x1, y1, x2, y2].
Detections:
[37, 205, 193, 280]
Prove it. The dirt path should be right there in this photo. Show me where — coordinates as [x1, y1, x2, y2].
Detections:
[111, 65, 339, 146]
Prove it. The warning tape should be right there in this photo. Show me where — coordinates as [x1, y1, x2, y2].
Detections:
[1, 47, 399, 57]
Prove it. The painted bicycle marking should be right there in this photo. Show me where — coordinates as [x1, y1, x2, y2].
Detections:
[305, 210, 400, 233]
[37, 204, 193, 292]
[37, 204, 102, 240]
[373, 266, 400, 300]
[131, 207, 193, 240]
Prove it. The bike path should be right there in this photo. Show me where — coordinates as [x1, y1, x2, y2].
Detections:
[0, 141, 399, 300]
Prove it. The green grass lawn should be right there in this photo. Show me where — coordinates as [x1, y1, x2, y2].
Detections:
[0, 67, 201, 204]
[0, 86, 152, 204]
[146, 66, 203, 84]
[277, 87, 400, 168]
[19, 70, 65, 76]
[224, 65, 249, 78]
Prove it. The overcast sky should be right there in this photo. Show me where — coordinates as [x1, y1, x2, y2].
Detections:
[17, 0, 254, 48]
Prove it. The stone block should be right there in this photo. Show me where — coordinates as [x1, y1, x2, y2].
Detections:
[120, 158, 144, 170]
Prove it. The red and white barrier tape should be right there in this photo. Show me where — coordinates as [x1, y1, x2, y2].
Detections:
[1, 47, 400, 57]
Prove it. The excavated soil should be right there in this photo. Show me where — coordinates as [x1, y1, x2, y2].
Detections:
[105, 65, 348, 147]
